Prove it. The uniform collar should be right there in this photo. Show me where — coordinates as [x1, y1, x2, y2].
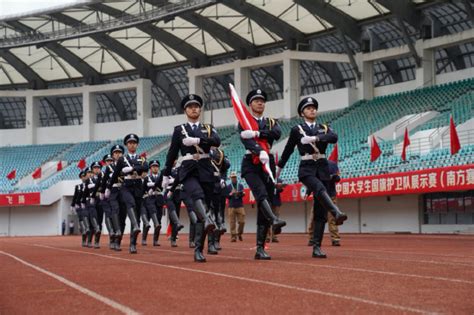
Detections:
[188, 121, 200, 128]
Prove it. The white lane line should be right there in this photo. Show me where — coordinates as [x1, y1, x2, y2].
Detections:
[225, 244, 474, 267]
[33, 244, 434, 315]
[140, 246, 474, 285]
[0, 250, 140, 315]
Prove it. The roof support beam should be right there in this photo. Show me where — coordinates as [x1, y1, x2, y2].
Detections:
[155, 72, 182, 113]
[220, 0, 307, 48]
[6, 20, 102, 84]
[0, 50, 46, 89]
[89, 3, 209, 67]
[102, 92, 127, 121]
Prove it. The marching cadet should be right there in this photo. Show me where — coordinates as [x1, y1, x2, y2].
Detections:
[164, 162, 186, 247]
[82, 162, 103, 248]
[238, 89, 286, 260]
[140, 159, 163, 246]
[162, 94, 222, 262]
[108, 134, 149, 254]
[277, 97, 347, 258]
[99, 154, 118, 250]
[103, 144, 126, 251]
[71, 170, 89, 247]
[208, 147, 230, 253]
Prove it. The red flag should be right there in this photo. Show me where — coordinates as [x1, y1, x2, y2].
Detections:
[32, 167, 42, 179]
[450, 116, 461, 155]
[57, 161, 63, 172]
[401, 128, 410, 161]
[6, 169, 16, 180]
[99, 160, 105, 166]
[229, 83, 275, 183]
[328, 143, 338, 162]
[77, 159, 86, 169]
[140, 152, 147, 159]
[370, 135, 382, 162]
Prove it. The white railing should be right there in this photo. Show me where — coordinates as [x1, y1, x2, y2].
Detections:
[0, 0, 215, 49]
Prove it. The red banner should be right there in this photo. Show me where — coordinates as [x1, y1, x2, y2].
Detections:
[0, 193, 41, 207]
[241, 164, 474, 204]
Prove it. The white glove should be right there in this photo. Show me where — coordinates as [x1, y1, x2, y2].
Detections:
[259, 150, 269, 164]
[276, 166, 282, 179]
[90, 198, 95, 205]
[300, 135, 318, 145]
[220, 179, 226, 188]
[104, 188, 111, 199]
[148, 188, 154, 195]
[182, 137, 200, 146]
[147, 182, 155, 187]
[99, 193, 104, 201]
[166, 191, 173, 199]
[240, 130, 259, 139]
[81, 203, 85, 209]
[162, 176, 171, 190]
[87, 183, 95, 189]
[75, 205, 80, 210]
[122, 166, 133, 174]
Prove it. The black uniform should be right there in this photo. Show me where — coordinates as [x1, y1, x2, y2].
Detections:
[277, 96, 347, 258]
[208, 148, 230, 253]
[140, 169, 164, 246]
[71, 176, 89, 247]
[238, 89, 286, 260]
[163, 95, 222, 262]
[82, 167, 102, 248]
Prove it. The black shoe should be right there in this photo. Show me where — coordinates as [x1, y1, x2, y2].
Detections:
[87, 242, 93, 248]
[272, 237, 279, 243]
[208, 243, 218, 255]
[272, 219, 286, 233]
[215, 241, 222, 251]
[332, 240, 341, 246]
[254, 246, 271, 260]
[141, 239, 147, 246]
[312, 246, 327, 258]
[153, 240, 160, 246]
[94, 242, 100, 249]
[238, 235, 243, 241]
[194, 250, 206, 262]
[334, 213, 348, 225]
[129, 244, 137, 254]
[189, 241, 196, 248]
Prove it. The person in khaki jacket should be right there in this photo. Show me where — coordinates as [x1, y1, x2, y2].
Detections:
[308, 160, 342, 246]
[226, 172, 246, 242]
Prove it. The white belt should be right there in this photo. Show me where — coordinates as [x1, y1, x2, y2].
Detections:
[245, 150, 274, 155]
[301, 153, 326, 161]
[112, 183, 122, 188]
[182, 153, 210, 161]
[124, 175, 140, 180]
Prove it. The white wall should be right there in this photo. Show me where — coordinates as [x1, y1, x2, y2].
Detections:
[7, 204, 59, 236]
[421, 224, 474, 233]
[36, 125, 83, 144]
[374, 80, 418, 97]
[94, 120, 138, 140]
[436, 68, 474, 85]
[304, 87, 356, 112]
[359, 194, 420, 233]
[0, 128, 27, 146]
[0, 207, 10, 236]
[148, 114, 186, 136]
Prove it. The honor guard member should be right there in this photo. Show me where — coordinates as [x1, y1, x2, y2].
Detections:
[209, 148, 230, 253]
[103, 145, 126, 251]
[140, 159, 163, 246]
[82, 162, 103, 248]
[308, 160, 342, 247]
[99, 154, 118, 250]
[80, 168, 95, 247]
[72, 170, 89, 247]
[162, 94, 221, 263]
[277, 97, 347, 258]
[238, 89, 286, 260]
[108, 134, 149, 254]
[164, 162, 186, 247]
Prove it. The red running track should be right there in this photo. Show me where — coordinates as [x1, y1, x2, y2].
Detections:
[1, 233, 473, 314]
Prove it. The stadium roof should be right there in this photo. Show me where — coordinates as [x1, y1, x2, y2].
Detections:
[0, 0, 472, 90]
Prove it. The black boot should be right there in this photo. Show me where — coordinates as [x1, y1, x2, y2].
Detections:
[81, 234, 87, 247]
[105, 217, 115, 249]
[215, 231, 222, 251]
[216, 210, 227, 235]
[87, 230, 93, 248]
[142, 225, 150, 246]
[318, 191, 347, 225]
[115, 234, 122, 252]
[80, 221, 87, 247]
[169, 210, 184, 232]
[194, 199, 216, 233]
[194, 222, 206, 262]
[111, 213, 122, 250]
[254, 225, 271, 260]
[207, 231, 218, 255]
[260, 200, 286, 233]
[127, 208, 140, 254]
[312, 221, 327, 258]
[94, 231, 101, 249]
[153, 225, 161, 247]
[189, 223, 196, 248]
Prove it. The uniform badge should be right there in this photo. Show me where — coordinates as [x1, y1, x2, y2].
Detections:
[189, 94, 194, 100]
